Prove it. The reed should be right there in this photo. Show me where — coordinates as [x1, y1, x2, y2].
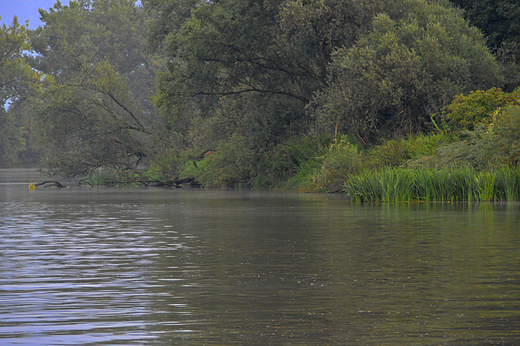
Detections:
[345, 166, 520, 202]
[494, 166, 520, 201]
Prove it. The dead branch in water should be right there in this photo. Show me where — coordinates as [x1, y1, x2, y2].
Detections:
[95, 177, 198, 188]
[35, 181, 67, 188]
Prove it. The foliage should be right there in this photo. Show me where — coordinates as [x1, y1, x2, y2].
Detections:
[364, 133, 454, 170]
[195, 134, 256, 188]
[449, 0, 520, 90]
[0, 17, 41, 167]
[4, 0, 518, 189]
[408, 103, 520, 171]
[29, 0, 174, 177]
[0, 17, 39, 107]
[288, 132, 453, 193]
[487, 105, 520, 166]
[143, 0, 199, 51]
[345, 166, 520, 202]
[0, 107, 26, 167]
[444, 87, 520, 130]
[149, 0, 389, 181]
[313, 0, 502, 142]
[265, 135, 329, 185]
[291, 136, 363, 192]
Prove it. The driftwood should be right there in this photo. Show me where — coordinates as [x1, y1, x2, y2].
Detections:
[99, 177, 198, 188]
[35, 181, 66, 188]
[44, 176, 199, 188]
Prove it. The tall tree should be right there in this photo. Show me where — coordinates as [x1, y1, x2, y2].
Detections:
[449, 0, 520, 91]
[29, 0, 171, 177]
[313, 0, 502, 142]
[148, 0, 384, 150]
[0, 17, 40, 167]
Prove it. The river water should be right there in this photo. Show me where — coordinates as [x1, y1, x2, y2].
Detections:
[1, 169, 519, 345]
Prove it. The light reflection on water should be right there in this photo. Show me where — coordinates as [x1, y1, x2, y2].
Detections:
[1, 169, 520, 345]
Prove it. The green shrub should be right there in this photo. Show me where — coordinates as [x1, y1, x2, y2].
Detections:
[366, 133, 453, 170]
[290, 136, 362, 192]
[490, 105, 520, 166]
[265, 135, 329, 184]
[197, 135, 256, 188]
[444, 87, 520, 131]
[365, 138, 411, 170]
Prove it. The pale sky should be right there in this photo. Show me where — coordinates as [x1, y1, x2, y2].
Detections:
[0, 0, 70, 29]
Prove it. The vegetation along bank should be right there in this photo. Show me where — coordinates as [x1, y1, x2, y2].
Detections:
[2, 0, 520, 200]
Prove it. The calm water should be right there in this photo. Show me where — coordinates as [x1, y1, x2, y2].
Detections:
[1, 169, 520, 345]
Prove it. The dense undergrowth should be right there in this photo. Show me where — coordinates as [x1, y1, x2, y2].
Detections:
[84, 87, 520, 202]
[168, 87, 520, 201]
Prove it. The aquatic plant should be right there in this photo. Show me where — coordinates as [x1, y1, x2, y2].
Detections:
[345, 166, 520, 202]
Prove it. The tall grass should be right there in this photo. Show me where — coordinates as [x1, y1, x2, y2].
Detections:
[345, 166, 520, 202]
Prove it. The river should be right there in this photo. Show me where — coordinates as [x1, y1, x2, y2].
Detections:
[1, 169, 519, 345]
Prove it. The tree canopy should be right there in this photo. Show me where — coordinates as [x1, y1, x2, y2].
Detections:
[149, 0, 503, 147]
[28, 0, 172, 176]
[0, 17, 40, 166]
[313, 0, 502, 141]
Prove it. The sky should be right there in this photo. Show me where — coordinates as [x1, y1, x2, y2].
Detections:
[0, 0, 70, 29]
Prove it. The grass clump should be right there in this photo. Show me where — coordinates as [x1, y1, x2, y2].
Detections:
[345, 166, 520, 202]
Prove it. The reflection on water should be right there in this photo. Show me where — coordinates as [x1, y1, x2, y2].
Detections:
[1, 169, 520, 345]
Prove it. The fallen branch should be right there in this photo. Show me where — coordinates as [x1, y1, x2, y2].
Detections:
[101, 177, 198, 188]
[35, 181, 67, 188]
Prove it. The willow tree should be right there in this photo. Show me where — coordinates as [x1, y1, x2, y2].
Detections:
[0, 17, 40, 167]
[29, 0, 172, 177]
[313, 0, 503, 143]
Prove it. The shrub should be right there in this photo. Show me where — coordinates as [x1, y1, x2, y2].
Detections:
[444, 87, 520, 131]
[265, 135, 329, 184]
[366, 133, 454, 170]
[290, 136, 363, 192]
[314, 1, 502, 142]
[197, 135, 256, 188]
[490, 105, 520, 166]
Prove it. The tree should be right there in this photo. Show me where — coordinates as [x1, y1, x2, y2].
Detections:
[146, 0, 506, 187]
[450, 0, 520, 61]
[148, 0, 388, 159]
[29, 0, 172, 177]
[0, 17, 40, 167]
[313, 0, 502, 143]
[449, 0, 520, 91]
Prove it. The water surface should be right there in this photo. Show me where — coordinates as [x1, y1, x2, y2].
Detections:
[1, 169, 519, 345]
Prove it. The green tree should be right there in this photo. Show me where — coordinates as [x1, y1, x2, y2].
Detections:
[147, 0, 386, 186]
[450, 0, 520, 61]
[29, 0, 172, 177]
[313, 0, 502, 143]
[449, 0, 520, 91]
[0, 17, 40, 167]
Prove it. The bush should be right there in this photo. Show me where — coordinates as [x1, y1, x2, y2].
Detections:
[444, 87, 520, 131]
[196, 135, 256, 188]
[490, 105, 520, 166]
[289, 136, 363, 192]
[410, 104, 520, 171]
[365, 133, 454, 170]
[265, 135, 329, 185]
